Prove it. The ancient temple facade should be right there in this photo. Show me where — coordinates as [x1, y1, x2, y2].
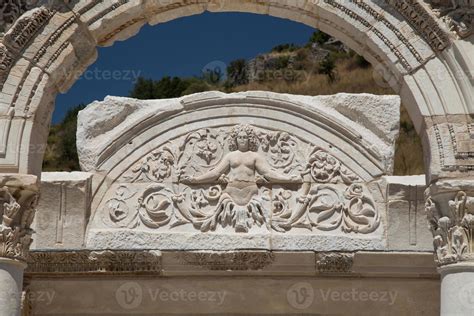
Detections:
[24, 91, 441, 315]
[0, 1, 473, 315]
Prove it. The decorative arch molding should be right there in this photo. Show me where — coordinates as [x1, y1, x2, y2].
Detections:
[77, 91, 400, 251]
[0, 0, 472, 180]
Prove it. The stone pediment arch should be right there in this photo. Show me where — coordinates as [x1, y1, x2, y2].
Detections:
[78, 91, 400, 251]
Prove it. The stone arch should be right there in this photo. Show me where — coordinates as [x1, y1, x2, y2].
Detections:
[0, 2, 473, 314]
[0, 0, 472, 181]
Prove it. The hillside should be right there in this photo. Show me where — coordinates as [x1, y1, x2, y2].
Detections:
[43, 32, 424, 175]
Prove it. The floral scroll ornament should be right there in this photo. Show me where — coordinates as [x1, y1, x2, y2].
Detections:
[308, 148, 359, 184]
[126, 147, 175, 183]
[137, 185, 174, 229]
[110, 124, 379, 235]
[104, 186, 136, 227]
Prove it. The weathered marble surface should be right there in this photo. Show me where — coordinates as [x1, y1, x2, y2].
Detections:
[31, 172, 92, 250]
[385, 175, 433, 251]
[0, 258, 25, 316]
[20, 249, 439, 315]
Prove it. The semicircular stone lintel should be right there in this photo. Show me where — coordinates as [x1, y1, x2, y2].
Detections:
[78, 91, 400, 251]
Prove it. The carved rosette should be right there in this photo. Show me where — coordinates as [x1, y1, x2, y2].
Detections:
[104, 124, 380, 235]
[0, 175, 38, 262]
[426, 181, 474, 266]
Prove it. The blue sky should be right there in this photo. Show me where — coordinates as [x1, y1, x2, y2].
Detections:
[53, 12, 315, 124]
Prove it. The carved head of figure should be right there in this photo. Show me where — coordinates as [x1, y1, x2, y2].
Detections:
[229, 124, 258, 152]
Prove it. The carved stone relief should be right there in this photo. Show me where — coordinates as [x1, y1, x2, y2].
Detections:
[0, 177, 38, 261]
[101, 124, 380, 236]
[315, 252, 354, 273]
[0, 187, 37, 260]
[425, 0, 474, 38]
[426, 182, 474, 265]
[175, 251, 275, 271]
[430, 121, 474, 175]
[0, 0, 41, 35]
[26, 250, 162, 274]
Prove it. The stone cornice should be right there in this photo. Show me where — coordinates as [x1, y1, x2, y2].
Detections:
[25, 250, 438, 278]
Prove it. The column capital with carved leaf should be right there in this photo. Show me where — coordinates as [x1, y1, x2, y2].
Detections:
[0, 174, 38, 262]
[426, 179, 474, 266]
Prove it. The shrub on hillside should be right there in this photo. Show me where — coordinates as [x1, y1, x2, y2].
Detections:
[226, 59, 248, 87]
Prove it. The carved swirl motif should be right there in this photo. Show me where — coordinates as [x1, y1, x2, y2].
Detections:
[427, 191, 474, 265]
[107, 124, 379, 234]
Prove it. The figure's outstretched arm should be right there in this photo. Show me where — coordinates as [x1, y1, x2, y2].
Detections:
[192, 156, 230, 183]
[255, 156, 301, 183]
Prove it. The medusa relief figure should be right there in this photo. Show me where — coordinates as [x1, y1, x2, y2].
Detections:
[181, 124, 301, 232]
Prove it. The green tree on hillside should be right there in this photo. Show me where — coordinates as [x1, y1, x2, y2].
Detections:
[310, 31, 330, 45]
[43, 104, 84, 171]
[130, 76, 210, 99]
[226, 59, 248, 87]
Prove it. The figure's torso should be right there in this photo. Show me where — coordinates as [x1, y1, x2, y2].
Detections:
[227, 151, 258, 183]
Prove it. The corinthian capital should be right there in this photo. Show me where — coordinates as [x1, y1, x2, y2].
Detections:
[0, 174, 38, 262]
[426, 179, 474, 266]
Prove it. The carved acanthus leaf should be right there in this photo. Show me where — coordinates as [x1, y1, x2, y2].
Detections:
[427, 190, 474, 266]
[0, 182, 38, 261]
